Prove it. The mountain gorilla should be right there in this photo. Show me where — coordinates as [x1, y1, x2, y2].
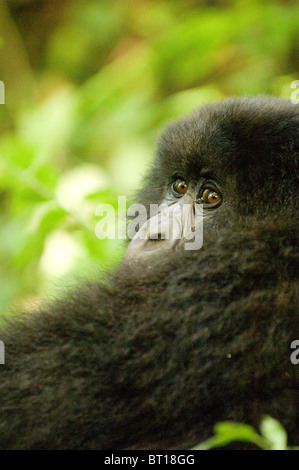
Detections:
[0, 96, 298, 450]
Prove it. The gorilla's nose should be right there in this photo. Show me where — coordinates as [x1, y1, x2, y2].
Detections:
[125, 198, 203, 260]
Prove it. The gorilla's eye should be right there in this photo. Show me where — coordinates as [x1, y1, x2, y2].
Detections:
[201, 189, 222, 207]
[172, 179, 188, 197]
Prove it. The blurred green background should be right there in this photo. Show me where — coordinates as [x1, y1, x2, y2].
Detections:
[0, 0, 298, 313]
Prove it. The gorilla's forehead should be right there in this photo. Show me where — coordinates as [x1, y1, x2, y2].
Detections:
[157, 96, 298, 181]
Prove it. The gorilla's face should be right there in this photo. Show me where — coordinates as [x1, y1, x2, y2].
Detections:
[126, 96, 299, 259]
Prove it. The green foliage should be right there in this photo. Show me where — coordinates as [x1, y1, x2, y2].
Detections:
[0, 0, 298, 311]
[194, 416, 299, 450]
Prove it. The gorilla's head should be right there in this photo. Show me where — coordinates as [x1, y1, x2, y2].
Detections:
[126, 96, 299, 258]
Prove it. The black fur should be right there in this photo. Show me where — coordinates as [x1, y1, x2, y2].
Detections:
[0, 96, 298, 449]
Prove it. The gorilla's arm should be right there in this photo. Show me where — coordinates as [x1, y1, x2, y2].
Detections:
[0, 217, 297, 450]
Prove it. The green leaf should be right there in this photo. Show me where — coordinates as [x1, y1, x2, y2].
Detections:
[260, 416, 288, 450]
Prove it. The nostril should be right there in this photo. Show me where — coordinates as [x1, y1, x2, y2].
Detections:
[149, 233, 166, 241]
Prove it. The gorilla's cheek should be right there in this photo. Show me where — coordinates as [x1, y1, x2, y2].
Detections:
[125, 195, 204, 259]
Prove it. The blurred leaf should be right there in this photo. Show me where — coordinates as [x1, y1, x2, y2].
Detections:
[0, 134, 37, 168]
[260, 416, 288, 451]
[17, 86, 75, 164]
[193, 421, 269, 450]
[193, 417, 297, 450]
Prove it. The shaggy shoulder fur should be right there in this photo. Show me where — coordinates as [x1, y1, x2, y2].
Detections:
[0, 96, 298, 449]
